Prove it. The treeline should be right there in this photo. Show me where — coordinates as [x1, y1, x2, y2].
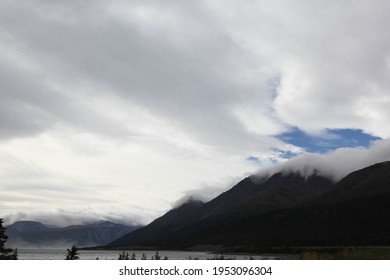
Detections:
[117, 251, 168, 260]
[65, 246, 234, 260]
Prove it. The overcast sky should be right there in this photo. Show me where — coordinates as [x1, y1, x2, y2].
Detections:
[1, 0, 390, 226]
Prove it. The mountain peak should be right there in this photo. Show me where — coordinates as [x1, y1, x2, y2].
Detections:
[184, 196, 204, 206]
[173, 195, 205, 209]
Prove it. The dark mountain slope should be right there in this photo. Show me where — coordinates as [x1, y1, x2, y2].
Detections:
[198, 173, 333, 221]
[108, 199, 204, 247]
[312, 161, 390, 205]
[108, 161, 390, 249]
[231, 172, 333, 217]
[147, 161, 390, 248]
[159, 191, 390, 248]
[108, 172, 334, 248]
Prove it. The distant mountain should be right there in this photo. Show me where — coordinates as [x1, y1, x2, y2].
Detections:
[7, 221, 48, 232]
[7, 221, 140, 247]
[107, 162, 390, 249]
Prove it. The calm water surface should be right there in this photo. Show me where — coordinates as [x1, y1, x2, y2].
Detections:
[18, 248, 280, 260]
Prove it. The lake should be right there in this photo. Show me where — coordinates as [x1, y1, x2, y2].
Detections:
[17, 248, 283, 260]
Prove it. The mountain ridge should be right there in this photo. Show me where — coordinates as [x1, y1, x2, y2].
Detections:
[107, 161, 390, 249]
[7, 220, 140, 248]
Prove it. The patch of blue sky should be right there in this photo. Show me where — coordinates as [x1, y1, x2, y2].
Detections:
[246, 156, 261, 163]
[271, 149, 298, 160]
[277, 127, 381, 153]
[246, 150, 298, 166]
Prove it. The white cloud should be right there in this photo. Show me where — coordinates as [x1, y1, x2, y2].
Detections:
[208, 0, 390, 137]
[256, 138, 390, 182]
[0, 0, 389, 225]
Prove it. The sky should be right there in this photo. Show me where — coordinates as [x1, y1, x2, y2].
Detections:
[1, 0, 390, 226]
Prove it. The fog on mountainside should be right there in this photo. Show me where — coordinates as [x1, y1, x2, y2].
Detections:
[173, 138, 390, 208]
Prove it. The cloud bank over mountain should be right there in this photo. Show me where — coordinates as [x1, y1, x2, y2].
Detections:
[256, 138, 390, 181]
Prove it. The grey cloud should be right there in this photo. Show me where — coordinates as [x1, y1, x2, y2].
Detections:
[268, 1, 390, 136]
[0, 51, 133, 141]
[0, 62, 53, 139]
[0, 0, 280, 155]
[2, 0, 390, 225]
[2, 0, 390, 147]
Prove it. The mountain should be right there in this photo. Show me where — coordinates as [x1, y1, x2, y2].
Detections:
[107, 161, 390, 249]
[198, 172, 334, 220]
[7, 221, 140, 247]
[107, 171, 334, 248]
[216, 162, 390, 247]
[312, 161, 390, 205]
[7, 221, 48, 232]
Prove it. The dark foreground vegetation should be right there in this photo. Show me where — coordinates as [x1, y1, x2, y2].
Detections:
[216, 246, 390, 260]
[0, 219, 18, 260]
[300, 247, 390, 260]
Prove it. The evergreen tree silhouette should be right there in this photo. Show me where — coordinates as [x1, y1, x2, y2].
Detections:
[65, 245, 80, 260]
[0, 218, 18, 260]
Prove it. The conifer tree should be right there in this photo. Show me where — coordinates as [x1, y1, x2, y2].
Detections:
[0, 218, 18, 260]
[65, 245, 80, 260]
[118, 251, 129, 260]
